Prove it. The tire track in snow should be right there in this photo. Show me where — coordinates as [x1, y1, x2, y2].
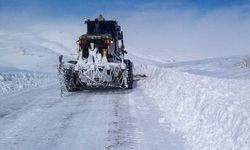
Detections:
[0, 85, 91, 150]
[105, 90, 141, 150]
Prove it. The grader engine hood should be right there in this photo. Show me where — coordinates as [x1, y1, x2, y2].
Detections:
[78, 34, 113, 51]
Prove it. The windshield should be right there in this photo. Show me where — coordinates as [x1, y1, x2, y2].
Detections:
[87, 21, 117, 38]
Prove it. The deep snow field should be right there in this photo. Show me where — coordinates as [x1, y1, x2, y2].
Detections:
[0, 30, 249, 150]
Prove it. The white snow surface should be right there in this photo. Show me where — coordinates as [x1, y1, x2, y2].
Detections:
[0, 29, 250, 150]
[0, 31, 77, 73]
[135, 64, 250, 150]
[0, 67, 55, 96]
[162, 55, 250, 80]
[0, 59, 249, 149]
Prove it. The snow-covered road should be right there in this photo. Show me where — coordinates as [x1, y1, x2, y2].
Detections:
[0, 63, 249, 150]
[0, 81, 185, 150]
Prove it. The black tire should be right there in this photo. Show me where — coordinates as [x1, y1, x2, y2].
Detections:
[124, 59, 133, 89]
[63, 69, 79, 92]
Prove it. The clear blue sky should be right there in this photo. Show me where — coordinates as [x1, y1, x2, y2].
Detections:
[0, 0, 249, 20]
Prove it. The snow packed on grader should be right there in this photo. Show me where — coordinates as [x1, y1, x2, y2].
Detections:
[58, 15, 133, 92]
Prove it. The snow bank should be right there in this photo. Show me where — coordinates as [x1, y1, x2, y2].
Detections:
[135, 64, 250, 150]
[0, 71, 55, 96]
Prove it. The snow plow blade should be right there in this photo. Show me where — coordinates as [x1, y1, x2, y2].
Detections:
[58, 55, 133, 92]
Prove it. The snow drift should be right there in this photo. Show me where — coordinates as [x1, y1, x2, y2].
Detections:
[0, 68, 55, 96]
[135, 64, 250, 150]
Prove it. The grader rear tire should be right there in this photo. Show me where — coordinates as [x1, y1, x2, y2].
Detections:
[124, 59, 133, 89]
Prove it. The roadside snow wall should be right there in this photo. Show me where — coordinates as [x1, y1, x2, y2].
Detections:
[0, 71, 55, 96]
[135, 64, 250, 150]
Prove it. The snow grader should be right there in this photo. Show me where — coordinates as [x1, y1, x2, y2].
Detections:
[58, 15, 133, 92]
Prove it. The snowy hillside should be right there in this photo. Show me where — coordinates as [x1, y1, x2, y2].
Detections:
[0, 29, 78, 95]
[0, 30, 78, 73]
[130, 53, 250, 80]
[163, 55, 250, 80]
